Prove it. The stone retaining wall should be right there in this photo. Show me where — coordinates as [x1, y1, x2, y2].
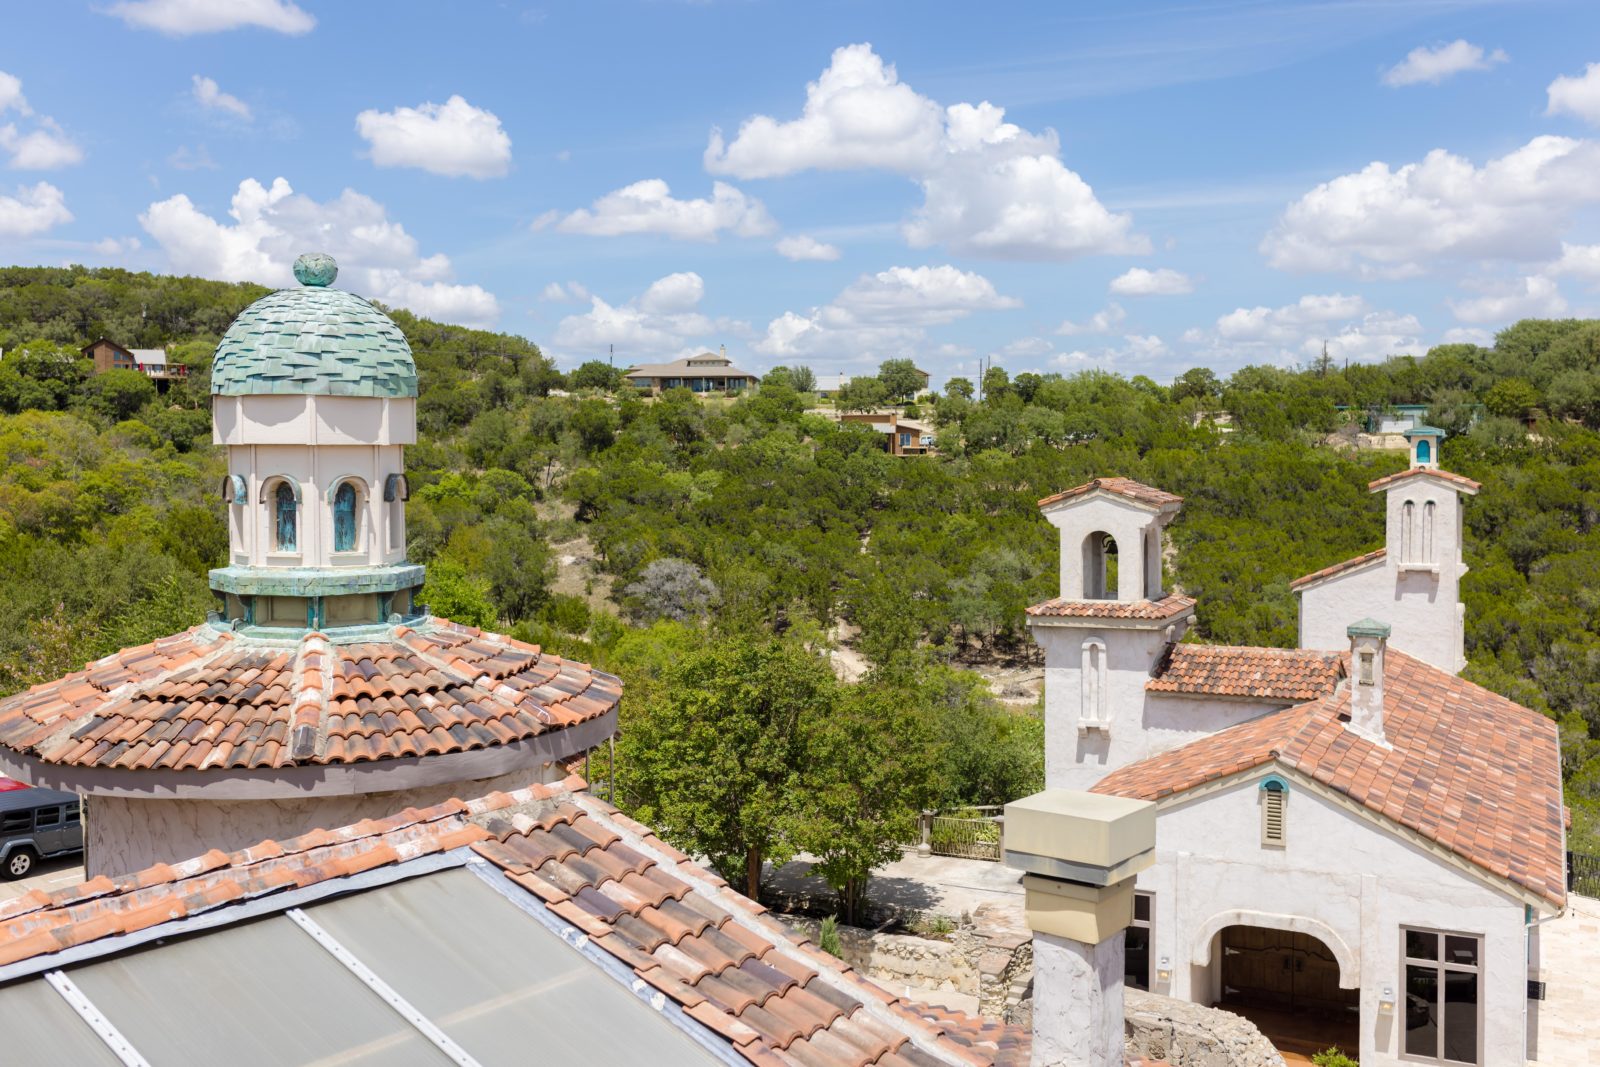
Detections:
[778, 916, 977, 994]
[1122, 990, 1286, 1067]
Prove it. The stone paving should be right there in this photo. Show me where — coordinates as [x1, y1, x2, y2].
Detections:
[1531, 893, 1600, 1065]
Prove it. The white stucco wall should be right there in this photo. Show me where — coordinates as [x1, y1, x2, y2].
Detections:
[84, 763, 564, 878]
[1135, 773, 1531, 1067]
[229, 443, 408, 568]
[1038, 625, 1280, 792]
[1041, 494, 1168, 602]
[1299, 479, 1467, 674]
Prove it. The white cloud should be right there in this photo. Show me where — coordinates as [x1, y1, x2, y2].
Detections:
[704, 44, 944, 177]
[0, 181, 71, 237]
[1109, 266, 1194, 296]
[638, 272, 705, 313]
[540, 281, 590, 303]
[138, 176, 500, 327]
[1441, 327, 1494, 345]
[776, 235, 841, 261]
[553, 179, 775, 241]
[1318, 312, 1426, 363]
[1216, 294, 1368, 343]
[706, 43, 1144, 261]
[0, 119, 83, 170]
[105, 0, 314, 35]
[1056, 302, 1126, 335]
[1547, 242, 1600, 283]
[755, 264, 1017, 359]
[1262, 135, 1600, 275]
[1547, 63, 1600, 126]
[997, 336, 1054, 360]
[0, 72, 81, 170]
[832, 264, 1020, 323]
[191, 75, 252, 121]
[1189, 293, 1422, 366]
[0, 185, 71, 239]
[551, 273, 741, 363]
[355, 95, 511, 179]
[0, 72, 27, 115]
[1448, 275, 1567, 323]
[93, 236, 142, 256]
[1122, 334, 1169, 360]
[1381, 40, 1507, 87]
[168, 144, 217, 171]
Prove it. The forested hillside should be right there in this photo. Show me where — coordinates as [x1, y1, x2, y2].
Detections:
[3, 264, 1599, 862]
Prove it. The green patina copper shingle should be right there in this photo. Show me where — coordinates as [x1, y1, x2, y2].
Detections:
[211, 284, 418, 399]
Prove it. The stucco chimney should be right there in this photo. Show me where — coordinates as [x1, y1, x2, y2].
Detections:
[1004, 789, 1155, 1067]
[1346, 618, 1391, 746]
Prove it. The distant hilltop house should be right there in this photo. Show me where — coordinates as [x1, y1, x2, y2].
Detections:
[83, 337, 189, 388]
[814, 366, 931, 398]
[622, 346, 758, 395]
[837, 410, 936, 456]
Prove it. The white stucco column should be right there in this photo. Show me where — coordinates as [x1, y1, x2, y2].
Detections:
[1033, 931, 1125, 1067]
[1004, 789, 1156, 1067]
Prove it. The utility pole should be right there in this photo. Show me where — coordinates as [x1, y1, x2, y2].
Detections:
[608, 343, 613, 366]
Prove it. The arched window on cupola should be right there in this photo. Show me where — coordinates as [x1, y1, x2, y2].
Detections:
[1401, 501, 1415, 563]
[273, 481, 298, 553]
[1415, 438, 1431, 465]
[333, 482, 359, 552]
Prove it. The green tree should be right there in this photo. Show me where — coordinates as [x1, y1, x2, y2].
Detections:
[798, 686, 940, 922]
[84, 369, 157, 422]
[620, 636, 836, 898]
[944, 377, 974, 401]
[836, 376, 889, 411]
[418, 557, 497, 628]
[791, 365, 817, 393]
[878, 359, 925, 402]
[1485, 378, 1540, 419]
[571, 360, 623, 392]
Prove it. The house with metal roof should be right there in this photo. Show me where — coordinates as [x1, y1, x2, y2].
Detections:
[1025, 464, 1564, 1065]
[82, 338, 189, 387]
[623, 347, 759, 395]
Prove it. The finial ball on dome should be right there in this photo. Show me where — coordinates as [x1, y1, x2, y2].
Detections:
[293, 252, 338, 287]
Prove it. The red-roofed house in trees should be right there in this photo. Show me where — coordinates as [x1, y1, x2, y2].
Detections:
[1025, 466, 1563, 1066]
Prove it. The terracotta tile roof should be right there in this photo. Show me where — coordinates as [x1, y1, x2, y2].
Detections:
[0, 774, 1032, 1066]
[1147, 645, 1345, 702]
[1095, 649, 1566, 908]
[1037, 477, 1182, 510]
[0, 619, 619, 771]
[1366, 467, 1481, 494]
[1026, 594, 1196, 620]
[1289, 548, 1387, 591]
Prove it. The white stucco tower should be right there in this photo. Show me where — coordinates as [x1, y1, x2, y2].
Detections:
[1295, 463, 1478, 674]
[1027, 479, 1195, 792]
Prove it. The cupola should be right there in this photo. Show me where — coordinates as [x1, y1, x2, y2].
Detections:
[1403, 425, 1444, 470]
[0, 255, 620, 878]
[209, 253, 424, 634]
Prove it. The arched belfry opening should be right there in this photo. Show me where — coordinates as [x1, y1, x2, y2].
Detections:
[1082, 531, 1120, 600]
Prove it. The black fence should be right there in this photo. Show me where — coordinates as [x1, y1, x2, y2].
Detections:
[1569, 851, 1600, 898]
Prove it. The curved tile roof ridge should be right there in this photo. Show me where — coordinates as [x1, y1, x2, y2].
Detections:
[1366, 467, 1481, 493]
[1026, 593, 1196, 620]
[1038, 476, 1182, 510]
[0, 618, 619, 772]
[1289, 547, 1387, 591]
[1096, 648, 1566, 908]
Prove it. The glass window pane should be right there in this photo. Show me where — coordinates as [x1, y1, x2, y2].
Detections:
[1405, 963, 1440, 1058]
[0, 977, 125, 1066]
[1444, 935, 1478, 968]
[1442, 970, 1478, 1064]
[1133, 893, 1151, 924]
[69, 914, 450, 1067]
[304, 868, 711, 1066]
[35, 808, 61, 828]
[1406, 929, 1438, 961]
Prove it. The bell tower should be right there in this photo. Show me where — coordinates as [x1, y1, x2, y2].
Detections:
[1028, 478, 1194, 791]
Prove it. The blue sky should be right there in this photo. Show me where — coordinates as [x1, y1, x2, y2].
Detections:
[3, 0, 1599, 385]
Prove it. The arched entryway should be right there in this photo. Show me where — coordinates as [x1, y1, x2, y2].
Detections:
[1215, 924, 1359, 1061]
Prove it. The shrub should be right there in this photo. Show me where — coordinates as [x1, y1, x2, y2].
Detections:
[1311, 1048, 1357, 1067]
[819, 915, 842, 958]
